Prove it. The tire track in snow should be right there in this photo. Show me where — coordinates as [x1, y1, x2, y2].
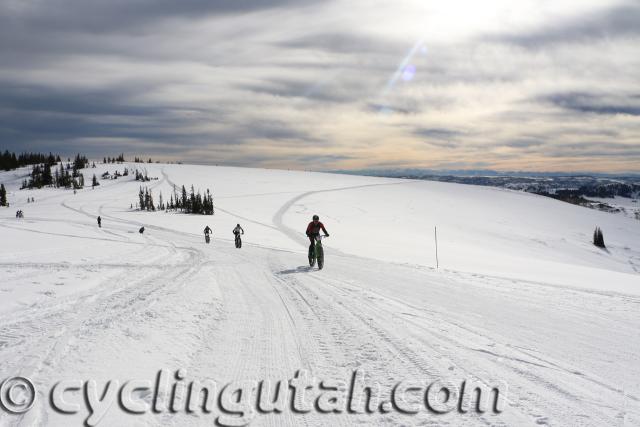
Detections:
[271, 182, 409, 248]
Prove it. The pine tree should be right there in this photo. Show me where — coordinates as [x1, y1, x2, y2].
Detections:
[0, 183, 7, 206]
[139, 187, 145, 210]
[42, 163, 53, 186]
[593, 226, 606, 248]
[148, 190, 155, 211]
[181, 185, 188, 212]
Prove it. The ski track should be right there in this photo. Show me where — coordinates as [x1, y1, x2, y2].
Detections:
[0, 168, 637, 426]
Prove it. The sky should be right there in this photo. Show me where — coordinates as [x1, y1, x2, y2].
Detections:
[0, 0, 639, 172]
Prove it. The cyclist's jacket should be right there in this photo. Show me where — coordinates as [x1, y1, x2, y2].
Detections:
[204, 226, 212, 235]
[233, 225, 244, 235]
[306, 221, 328, 236]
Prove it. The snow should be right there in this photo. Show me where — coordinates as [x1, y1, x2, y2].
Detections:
[1, 162, 639, 426]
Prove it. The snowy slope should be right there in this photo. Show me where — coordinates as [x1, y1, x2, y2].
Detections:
[1, 162, 639, 426]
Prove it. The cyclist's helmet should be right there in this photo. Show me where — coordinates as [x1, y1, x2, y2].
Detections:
[312, 215, 319, 221]
[237, 224, 240, 227]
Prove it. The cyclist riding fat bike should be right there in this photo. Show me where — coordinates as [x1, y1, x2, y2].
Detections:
[232, 224, 244, 235]
[306, 215, 329, 252]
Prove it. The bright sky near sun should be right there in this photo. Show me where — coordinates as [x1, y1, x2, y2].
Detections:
[0, 0, 638, 172]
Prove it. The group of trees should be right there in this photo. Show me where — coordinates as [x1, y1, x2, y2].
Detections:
[0, 184, 7, 206]
[134, 157, 154, 163]
[21, 154, 89, 189]
[168, 185, 214, 215]
[101, 154, 155, 164]
[103, 154, 126, 164]
[134, 184, 214, 215]
[1, 151, 60, 171]
[580, 183, 640, 199]
[138, 187, 156, 211]
[134, 169, 151, 181]
[593, 227, 606, 248]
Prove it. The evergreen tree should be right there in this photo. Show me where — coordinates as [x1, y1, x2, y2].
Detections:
[148, 189, 155, 211]
[181, 185, 188, 212]
[1, 150, 63, 171]
[0, 183, 7, 206]
[593, 226, 606, 248]
[139, 187, 145, 210]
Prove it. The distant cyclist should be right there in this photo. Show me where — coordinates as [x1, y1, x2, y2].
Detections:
[306, 215, 329, 251]
[204, 225, 212, 244]
[233, 224, 244, 248]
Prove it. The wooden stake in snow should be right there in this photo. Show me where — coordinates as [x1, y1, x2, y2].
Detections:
[435, 226, 439, 269]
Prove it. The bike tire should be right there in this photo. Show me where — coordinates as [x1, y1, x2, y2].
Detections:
[317, 245, 324, 270]
[308, 245, 315, 267]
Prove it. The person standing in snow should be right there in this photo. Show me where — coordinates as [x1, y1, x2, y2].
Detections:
[97, 216, 102, 228]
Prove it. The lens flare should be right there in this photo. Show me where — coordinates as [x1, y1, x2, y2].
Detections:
[378, 38, 426, 113]
[401, 64, 416, 81]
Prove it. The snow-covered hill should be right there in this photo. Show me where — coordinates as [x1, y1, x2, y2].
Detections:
[1, 163, 638, 426]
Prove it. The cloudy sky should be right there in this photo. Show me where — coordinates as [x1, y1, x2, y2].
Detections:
[1, 0, 639, 172]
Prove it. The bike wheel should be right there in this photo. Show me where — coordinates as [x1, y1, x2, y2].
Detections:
[308, 246, 315, 267]
[317, 245, 324, 270]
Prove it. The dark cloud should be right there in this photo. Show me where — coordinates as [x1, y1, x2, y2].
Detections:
[413, 128, 464, 149]
[0, 79, 318, 160]
[0, 0, 321, 33]
[425, 140, 461, 149]
[414, 128, 464, 139]
[238, 78, 359, 104]
[484, 3, 640, 48]
[0, 82, 165, 117]
[0, 81, 223, 150]
[366, 103, 414, 115]
[502, 138, 545, 148]
[277, 31, 404, 55]
[541, 92, 640, 116]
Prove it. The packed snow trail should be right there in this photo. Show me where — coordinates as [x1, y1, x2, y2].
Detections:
[1, 163, 639, 426]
